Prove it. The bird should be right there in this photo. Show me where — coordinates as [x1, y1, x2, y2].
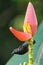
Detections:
[11, 40, 36, 55]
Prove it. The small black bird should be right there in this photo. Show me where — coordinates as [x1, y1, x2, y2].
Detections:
[11, 40, 36, 55]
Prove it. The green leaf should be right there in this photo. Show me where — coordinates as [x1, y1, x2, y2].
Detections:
[33, 21, 43, 60]
[39, 53, 43, 65]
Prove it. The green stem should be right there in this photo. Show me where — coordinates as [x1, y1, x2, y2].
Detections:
[20, 38, 34, 65]
[28, 38, 34, 65]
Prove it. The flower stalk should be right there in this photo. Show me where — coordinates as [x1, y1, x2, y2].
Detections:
[28, 38, 34, 65]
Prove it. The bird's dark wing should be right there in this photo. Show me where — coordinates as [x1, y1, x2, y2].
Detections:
[11, 40, 36, 55]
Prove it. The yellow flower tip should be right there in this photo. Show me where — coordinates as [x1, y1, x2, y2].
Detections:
[29, 2, 32, 5]
[9, 27, 12, 30]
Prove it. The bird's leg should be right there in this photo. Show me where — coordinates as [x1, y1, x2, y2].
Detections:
[28, 38, 34, 65]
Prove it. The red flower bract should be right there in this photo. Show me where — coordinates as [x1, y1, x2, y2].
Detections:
[9, 27, 32, 41]
[9, 2, 38, 42]
[24, 2, 38, 36]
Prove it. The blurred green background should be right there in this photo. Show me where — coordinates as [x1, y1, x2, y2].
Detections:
[0, 0, 43, 65]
